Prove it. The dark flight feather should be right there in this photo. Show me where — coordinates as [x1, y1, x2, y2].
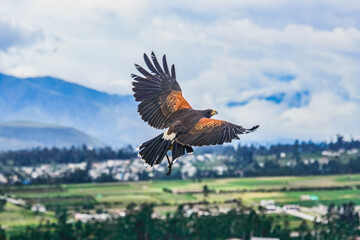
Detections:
[162, 55, 170, 76]
[132, 52, 191, 130]
[151, 52, 166, 77]
[171, 64, 176, 79]
[176, 118, 258, 147]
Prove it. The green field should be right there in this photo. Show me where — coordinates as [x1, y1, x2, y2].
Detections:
[2, 174, 360, 230]
[0, 202, 55, 229]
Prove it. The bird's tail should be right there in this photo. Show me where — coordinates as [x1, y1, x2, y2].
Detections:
[138, 134, 194, 167]
[171, 142, 193, 161]
[138, 134, 171, 167]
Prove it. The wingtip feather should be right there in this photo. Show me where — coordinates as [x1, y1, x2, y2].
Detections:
[246, 125, 259, 133]
[171, 64, 176, 79]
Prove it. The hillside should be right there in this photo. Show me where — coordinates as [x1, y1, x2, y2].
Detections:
[0, 73, 152, 147]
[0, 121, 104, 150]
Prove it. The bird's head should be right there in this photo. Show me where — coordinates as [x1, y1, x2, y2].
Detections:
[205, 109, 218, 118]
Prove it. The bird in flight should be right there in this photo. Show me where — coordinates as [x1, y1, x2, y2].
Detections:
[132, 52, 259, 175]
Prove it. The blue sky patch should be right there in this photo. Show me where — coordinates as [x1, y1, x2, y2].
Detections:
[287, 91, 310, 108]
[262, 93, 286, 104]
[264, 73, 296, 82]
[227, 91, 310, 108]
[227, 100, 249, 107]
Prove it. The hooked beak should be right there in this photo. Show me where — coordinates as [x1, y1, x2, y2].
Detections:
[211, 110, 218, 116]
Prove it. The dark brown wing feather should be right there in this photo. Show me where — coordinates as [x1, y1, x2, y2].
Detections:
[132, 52, 192, 129]
[176, 118, 259, 147]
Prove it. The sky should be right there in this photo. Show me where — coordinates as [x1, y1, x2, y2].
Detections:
[0, 0, 359, 144]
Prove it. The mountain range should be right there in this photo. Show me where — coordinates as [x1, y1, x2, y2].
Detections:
[0, 73, 153, 149]
[0, 121, 104, 150]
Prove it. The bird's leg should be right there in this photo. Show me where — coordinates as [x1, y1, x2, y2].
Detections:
[166, 154, 174, 176]
[167, 161, 173, 176]
[166, 153, 171, 165]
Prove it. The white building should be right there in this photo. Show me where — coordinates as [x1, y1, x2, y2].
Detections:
[251, 237, 280, 240]
[213, 165, 228, 175]
[74, 213, 110, 222]
[181, 162, 197, 178]
[283, 205, 300, 211]
[31, 203, 46, 213]
[0, 174, 7, 184]
[260, 200, 276, 211]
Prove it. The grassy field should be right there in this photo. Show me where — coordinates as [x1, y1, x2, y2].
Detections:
[1, 174, 360, 230]
[0, 202, 55, 229]
[5, 174, 360, 207]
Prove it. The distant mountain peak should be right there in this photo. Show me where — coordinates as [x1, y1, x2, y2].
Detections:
[0, 120, 104, 150]
[0, 121, 65, 128]
[0, 72, 148, 150]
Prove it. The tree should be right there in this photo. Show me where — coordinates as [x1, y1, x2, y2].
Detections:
[55, 207, 75, 240]
[298, 220, 309, 240]
[0, 225, 5, 240]
[203, 185, 210, 200]
[0, 198, 6, 212]
[235, 145, 254, 170]
[293, 140, 301, 163]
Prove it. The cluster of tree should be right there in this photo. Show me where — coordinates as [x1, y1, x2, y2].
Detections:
[169, 154, 360, 181]
[12, 168, 118, 185]
[7, 202, 290, 240]
[197, 135, 360, 159]
[193, 135, 360, 179]
[5, 201, 360, 240]
[1, 135, 360, 184]
[0, 145, 136, 166]
[0, 200, 6, 212]
[28, 169, 93, 185]
[0, 189, 6, 212]
[295, 202, 360, 239]
[251, 135, 359, 157]
[245, 155, 360, 177]
[2, 135, 359, 167]
[6, 153, 360, 184]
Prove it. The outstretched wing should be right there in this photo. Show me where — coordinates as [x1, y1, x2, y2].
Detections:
[176, 118, 259, 147]
[132, 52, 192, 129]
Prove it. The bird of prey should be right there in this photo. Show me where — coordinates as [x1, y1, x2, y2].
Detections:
[131, 52, 259, 175]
